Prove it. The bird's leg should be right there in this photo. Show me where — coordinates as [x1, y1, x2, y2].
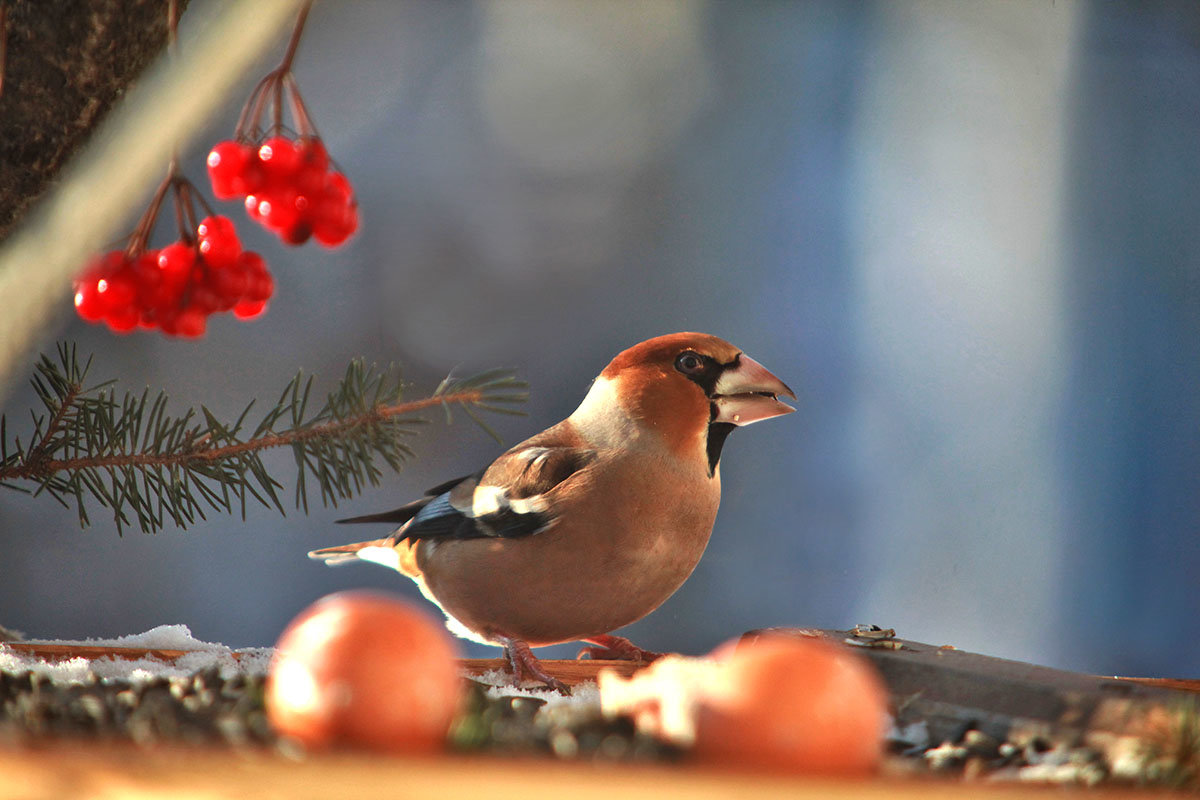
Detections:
[493, 634, 570, 695]
[577, 633, 664, 663]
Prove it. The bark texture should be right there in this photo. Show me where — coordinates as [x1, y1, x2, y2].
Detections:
[0, 0, 179, 240]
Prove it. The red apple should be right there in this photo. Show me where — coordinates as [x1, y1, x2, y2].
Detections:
[694, 635, 889, 774]
[267, 591, 463, 753]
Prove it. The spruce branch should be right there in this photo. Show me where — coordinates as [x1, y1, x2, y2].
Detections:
[0, 343, 527, 534]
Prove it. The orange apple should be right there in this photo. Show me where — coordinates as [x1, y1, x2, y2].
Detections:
[693, 635, 888, 774]
[266, 591, 463, 753]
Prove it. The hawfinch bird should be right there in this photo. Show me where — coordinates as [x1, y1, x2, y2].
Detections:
[310, 333, 794, 691]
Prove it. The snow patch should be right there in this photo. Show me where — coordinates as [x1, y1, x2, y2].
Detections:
[470, 667, 601, 709]
[1, 624, 274, 685]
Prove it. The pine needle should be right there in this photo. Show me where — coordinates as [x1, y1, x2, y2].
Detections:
[0, 344, 528, 534]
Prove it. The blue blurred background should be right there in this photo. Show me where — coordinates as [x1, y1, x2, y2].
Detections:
[2, 1, 1198, 679]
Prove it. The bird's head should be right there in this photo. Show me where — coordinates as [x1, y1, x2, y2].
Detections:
[572, 332, 795, 474]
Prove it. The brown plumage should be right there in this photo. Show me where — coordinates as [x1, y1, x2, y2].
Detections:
[310, 333, 795, 690]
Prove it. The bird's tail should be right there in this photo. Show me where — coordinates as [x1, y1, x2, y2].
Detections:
[307, 539, 386, 567]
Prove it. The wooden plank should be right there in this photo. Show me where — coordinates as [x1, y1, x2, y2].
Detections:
[459, 657, 642, 685]
[4, 643, 218, 663]
[1114, 676, 1200, 694]
[0, 744, 1169, 800]
[4, 644, 642, 684]
[8, 639, 1197, 700]
[745, 627, 1200, 756]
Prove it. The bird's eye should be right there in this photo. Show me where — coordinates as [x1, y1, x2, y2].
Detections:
[675, 351, 706, 375]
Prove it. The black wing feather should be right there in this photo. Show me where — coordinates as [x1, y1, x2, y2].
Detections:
[389, 446, 595, 543]
[335, 474, 475, 525]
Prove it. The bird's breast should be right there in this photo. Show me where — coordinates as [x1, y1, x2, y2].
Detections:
[415, 450, 720, 646]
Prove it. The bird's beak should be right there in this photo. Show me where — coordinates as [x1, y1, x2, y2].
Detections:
[711, 355, 796, 426]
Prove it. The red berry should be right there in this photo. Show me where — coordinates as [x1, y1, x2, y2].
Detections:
[295, 138, 330, 194]
[197, 215, 242, 270]
[74, 251, 134, 322]
[258, 136, 302, 186]
[234, 251, 275, 303]
[157, 310, 180, 335]
[257, 190, 303, 235]
[173, 308, 208, 338]
[157, 242, 195, 282]
[240, 138, 356, 248]
[239, 249, 267, 272]
[188, 284, 222, 314]
[105, 306, 139, 333]
[313, 204, 358, 247]
[198, 214, 238, 242]
[245, 193, 265, 223]
[240, 157, 265, 195]
[98, 270, 137, 316]
[283, 222, 313, 245]
[131, 250, 167, 314]
[148, 242, 193, 312]
[207, 141, 257, 199]
[254, 274, 275, 302]
[312, 172, 358, 246]
[211, 262, 249, 305]
[298, 138, 329, 172]
[324, 171, 354, 206]
[248, 269, 275, 303]
[74, 279, 106, 321]
[233, 299, 267, 319]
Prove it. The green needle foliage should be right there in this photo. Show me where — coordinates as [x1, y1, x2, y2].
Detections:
[0, 343, 527, 534]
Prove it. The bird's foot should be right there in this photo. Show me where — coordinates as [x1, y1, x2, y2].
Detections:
[495, 635, 570, 695]
[577, 633, 664, 663]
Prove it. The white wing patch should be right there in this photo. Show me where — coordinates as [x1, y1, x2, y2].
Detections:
[471, 485, 506, 517]
[471, 483, 549, 519]
[355, 545, 403, 572]
[509, 495, 550, 515]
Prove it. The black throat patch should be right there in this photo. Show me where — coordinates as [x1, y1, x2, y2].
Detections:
[705, 421, 736, 477]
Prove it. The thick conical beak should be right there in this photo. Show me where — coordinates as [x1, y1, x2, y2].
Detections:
[711, 354, 796, 426]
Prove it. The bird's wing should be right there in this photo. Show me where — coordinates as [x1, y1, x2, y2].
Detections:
[391, 444, 596, 543]
[335, 474, 474, 526]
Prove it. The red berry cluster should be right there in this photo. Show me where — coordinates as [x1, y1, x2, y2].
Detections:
[73, 216, 274, 338]
[207, 136, 357, 247]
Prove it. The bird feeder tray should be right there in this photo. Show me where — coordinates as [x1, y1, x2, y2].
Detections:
[3, 629, 1199, 798]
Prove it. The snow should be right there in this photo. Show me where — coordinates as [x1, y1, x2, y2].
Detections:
[473, 667, 601, 708]
[23, 623, 232, 652]
[2, 626, 600, 706]
[0, 624, 275, 685]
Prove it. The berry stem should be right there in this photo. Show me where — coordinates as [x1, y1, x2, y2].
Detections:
[235, 73, 275, 141]
[272, 3, 310, 133]
[128, 165, 218, 257]
[272, 76, 284, 134]
[284, 73, 319, 139]
[277, 1, 312, 76]
[190, 187, 216, 221]
[174, 179, 200, 244]
[234, 1, 312, 140]
[125, 167, 176, 257]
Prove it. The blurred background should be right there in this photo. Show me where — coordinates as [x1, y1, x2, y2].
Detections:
[1, 0, 1198, 679]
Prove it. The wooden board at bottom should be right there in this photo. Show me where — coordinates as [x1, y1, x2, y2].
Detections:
[0, 744, 1169, 800]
